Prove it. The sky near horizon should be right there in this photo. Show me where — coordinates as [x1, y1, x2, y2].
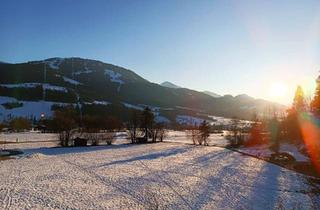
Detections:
[1, 0, 320, 105]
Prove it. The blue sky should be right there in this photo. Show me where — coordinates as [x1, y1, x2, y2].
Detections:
[1, 0, 320, 104]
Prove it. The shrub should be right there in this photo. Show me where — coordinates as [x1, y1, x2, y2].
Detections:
[52, 106, 78, 147]
[186, 128, 200, 145]
[151, 122, 168, 142]
[74, 137, 88, 147]
[9, 117, 32, 132]
[83, 132, 100, 146]
[103, 132, 115, 145]
[0, 123, 7, 131]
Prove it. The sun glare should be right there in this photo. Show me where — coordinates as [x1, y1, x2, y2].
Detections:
[269, 82, 288, 98]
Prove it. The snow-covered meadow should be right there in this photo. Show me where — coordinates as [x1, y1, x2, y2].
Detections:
[238, 143, 310, 162]
[0, 133, 59, 150]
[0, 132, 319, 209]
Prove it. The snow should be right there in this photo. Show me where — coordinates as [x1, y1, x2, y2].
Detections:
[239, 143, 310, 162]
[208, 115, 253, 127]
[42, 84, 68, 93]
[0, 133, 58, 143]
[0, 96, 16, 104]
[0, 96, 71, 120]
[280, 144, 309, 162]
[0, 83, 40, 88]
[93, 100, 110, 106]
[0, 83, 68, 93]
[73, 65, 93, 76]
[0, 133, 58, 150]
[104, 69, 124, 92]
[122, 102, 172, 113]
[45, 58, 64, 70]
[138, 104, 161, 112]
[176, 113, 252, 127]
[239, 145, 273, 158]
[176, 106, 204, 112]
[240, 105, 257, 110]
[0, 137, 319, 209]
[176, 115, 208, 126]
[154, 115, 170, 123]
[73, 70, 93, 75]
[122, 102, 170, 123]
[104, 69, 124, 84]
[71, 62, 94, 76]
[62, 76, 82, 85]
[208, 115, 233, 125]
[175, 112, 251, 127]
[122, 102, 144, 111]
[166, 131, 229, 147]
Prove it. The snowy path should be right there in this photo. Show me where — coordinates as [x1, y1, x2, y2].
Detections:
[0, 143, 319, 209]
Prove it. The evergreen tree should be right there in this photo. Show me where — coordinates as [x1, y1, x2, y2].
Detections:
[311, 75, 320, 114]
[283, 85, 305, 144]
[293, 85, 306, 112]
[247, 112, 263, 146]
[269, 116, 280, 153]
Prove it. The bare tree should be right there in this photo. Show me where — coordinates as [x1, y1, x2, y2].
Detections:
[52, 106, 78, 147]
[141, 107, 154, 142]
[82, 115, 101, 145]
[229, 117, 241, 146]
[127, 110, 140, 143]
[103, 132, 116, 145]
[151, 122, 168, 142]
[185, 121, 210, 146]
[157, 125, 167, 142]
[186, 124, 200, 145]
[199, 120, 210, 146]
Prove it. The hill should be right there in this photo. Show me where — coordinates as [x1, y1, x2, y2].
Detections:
[160, 81, 181, 89]
[203, 91, 221, 98]
[0, 57, 285, 123]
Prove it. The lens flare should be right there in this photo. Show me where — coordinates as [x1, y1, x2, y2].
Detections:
[299, 112, 320, 174]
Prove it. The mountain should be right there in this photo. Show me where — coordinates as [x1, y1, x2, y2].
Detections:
[160, 81, 181, 89]
[0, 57, 286, 122]
[203, 91, 221, 98]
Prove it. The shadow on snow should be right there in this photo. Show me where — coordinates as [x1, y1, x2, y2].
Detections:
[22, 143, 136, 156]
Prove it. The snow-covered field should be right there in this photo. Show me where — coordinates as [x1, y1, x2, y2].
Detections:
[166, 131, 229, 147]
[0, 132, 319, 209]
[0, 133, 59, 150]
[0, 133, 58, 143]
[0, 96, 71, 120]
[239, 144, 310, 162]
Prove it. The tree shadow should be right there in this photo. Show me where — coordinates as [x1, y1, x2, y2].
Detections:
[94, 147, 191, 168]
[193, 149, 232, 166]
[22, 143, 137, 156]
[154, 150, 282, 209]
[243, 163, 281, 209]
[172, 152, 252, 209]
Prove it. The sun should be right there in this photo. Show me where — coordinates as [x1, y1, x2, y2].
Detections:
[269, 82, 288, 98]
